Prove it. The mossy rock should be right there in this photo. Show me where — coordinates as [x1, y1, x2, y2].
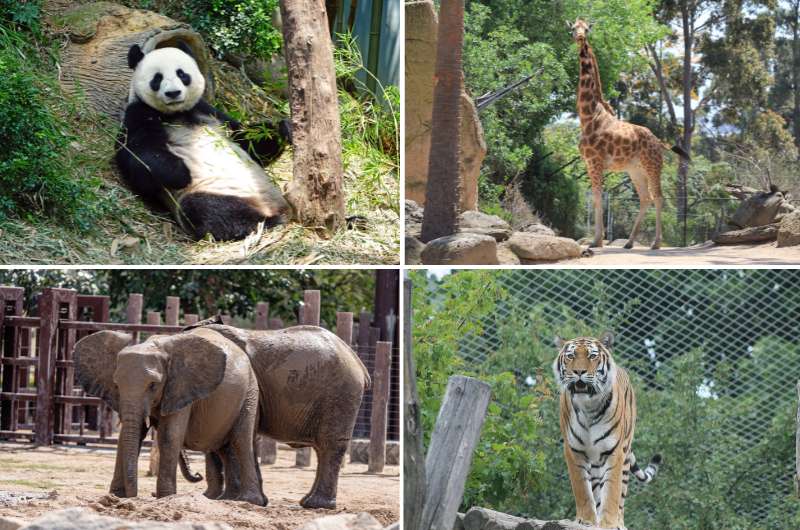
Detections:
[58, 2, 214, 119]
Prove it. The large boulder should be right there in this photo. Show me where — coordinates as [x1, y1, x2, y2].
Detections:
[729, 188, 792, 228]
[462, 507, 600, 530]
[713, 224, 778, 245]
[297, 513, 383, 530]
[496, 242, 521, 265]
[518, 223, 556, 237]
[777, 211, 800, 247]
[405, 236, 425, 265]
[405, 200, 424, 239]
[458, 211, 512, 241]
[15, 508, 230, 530]
[405, 0, 486, 211]
[507, 233, 582, 262]
[421, 234, 499, 265]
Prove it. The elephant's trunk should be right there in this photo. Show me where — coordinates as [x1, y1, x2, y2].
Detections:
[118, 407, 145, 498]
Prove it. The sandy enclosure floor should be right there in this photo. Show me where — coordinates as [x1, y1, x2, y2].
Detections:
[560, 241, 800, 267]
[0, 442, 399, 529]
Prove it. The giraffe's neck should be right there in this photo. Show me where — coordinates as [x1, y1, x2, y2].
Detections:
[577, 41, 613, 130]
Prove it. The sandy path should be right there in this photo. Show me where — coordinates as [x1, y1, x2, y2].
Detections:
[0, 442, 399, 529]
[559, 241, 800, 267]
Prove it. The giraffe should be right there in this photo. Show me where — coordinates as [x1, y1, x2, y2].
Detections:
[571, 18, 688, 249]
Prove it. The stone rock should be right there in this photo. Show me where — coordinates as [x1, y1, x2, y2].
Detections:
[405, 199, 423, 239]
[296, 513, 382, 530]
[18, 508, 231, 530]
[777, 211, 800, 247]
[518, 223, 555, 237]
[730, 188, 790, 228]
[405, 236, 425, 265]
[496, 242, 521, 265]
[421, 234, 499, 265]
[0, 516, 27, 530]
[507, 233, 582, 262]
[462, 507, 601, 530]
[405, 1, 486, 211]
[348, 439, 400, 466]
[458, 211, 512, 241]
[453, 513, 466, 530]
[713, 224, 778, 245]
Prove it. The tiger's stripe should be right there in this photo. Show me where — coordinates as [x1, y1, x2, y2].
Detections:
[552, 332, 661, 530]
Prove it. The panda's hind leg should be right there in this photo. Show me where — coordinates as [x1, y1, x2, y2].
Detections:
[177, 193, 283, 241]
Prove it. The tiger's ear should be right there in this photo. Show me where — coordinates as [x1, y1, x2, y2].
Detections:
[600, 331, 614, 349]
[554, 335, 565, 348]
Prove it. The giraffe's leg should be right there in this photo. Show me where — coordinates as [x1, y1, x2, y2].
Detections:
[651, 195, 663, 249]
[588, 166, 605, 248]
[624, 197, 651, 250]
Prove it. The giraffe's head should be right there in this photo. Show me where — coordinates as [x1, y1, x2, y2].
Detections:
[570, 18, 592, 45]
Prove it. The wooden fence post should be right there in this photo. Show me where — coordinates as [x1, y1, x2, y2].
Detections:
[147, 311, 161, 476]
[0, 288, 24, 437]
[184, 314, 198, 326]
[420, 375, 491, 530]
[254, 302, 277, 465]
[295, 290, 320, 467]
[165, 296, 180, 326]
[126, 294, 143, 343]
[336, 312, 353, 347]
[368, 341, 392, 473]
[404, 279, 427, 530]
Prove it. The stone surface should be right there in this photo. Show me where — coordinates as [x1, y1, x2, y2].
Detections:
[777, 211, 800, 247]
[349, 439, 400, 466]
[297, 513, 383, 530]
[0, 516, 26, 530]
[713, 224, 779, 245]
[496, 242, 521, 265]
[405, 1, 486, 211]
[458, 211, 512, 241]
[421, 234, 499, 265]
[518, 223, 556, 237]
[730, 188, 790, 228]
[17, 508, 231, 530]
[507, 233, 582, 262]
[462, 507, 602, 530]
[405, 236, 425, 265]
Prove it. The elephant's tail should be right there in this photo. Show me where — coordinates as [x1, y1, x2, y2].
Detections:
[179, 450, 203, 482]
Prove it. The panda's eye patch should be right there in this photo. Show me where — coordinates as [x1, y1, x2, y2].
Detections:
[149, 72, 163, 92]
[177, 69, 191, 86]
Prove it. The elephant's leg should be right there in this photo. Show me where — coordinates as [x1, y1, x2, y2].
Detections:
[300, 441, 347, 509]
[203, 451, 224, 499]
[218, 444, 241, 500]
[109, 443, 127, 496]
[155, 409, 191, 498]
[226, 392, 266, 506]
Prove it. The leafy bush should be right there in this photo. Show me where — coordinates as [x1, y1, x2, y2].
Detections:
[185, 0, 282, 59]
[1, 0, 41, 32]
[0, 27, 103, 229]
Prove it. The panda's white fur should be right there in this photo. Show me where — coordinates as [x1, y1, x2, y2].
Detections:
[117, 44, 289, 241]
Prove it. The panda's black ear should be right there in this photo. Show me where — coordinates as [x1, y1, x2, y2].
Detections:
[128, 45, 145, 69]
[174, 40, 195, 59]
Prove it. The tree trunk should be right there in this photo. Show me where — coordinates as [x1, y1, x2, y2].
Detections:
[677, 3, 694, 245]
[420, 0, 464, 243]
[280, 0, 345, 232]
[792, 2, 800, 150]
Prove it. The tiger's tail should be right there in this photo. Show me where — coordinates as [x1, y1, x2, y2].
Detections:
[631, 453, 662, 483]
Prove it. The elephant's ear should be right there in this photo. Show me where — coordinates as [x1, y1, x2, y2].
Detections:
[158, 331, 227, 415]
[73, 331, 132, 411]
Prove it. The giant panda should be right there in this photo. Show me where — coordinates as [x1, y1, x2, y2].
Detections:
[115, 42, 291, 241]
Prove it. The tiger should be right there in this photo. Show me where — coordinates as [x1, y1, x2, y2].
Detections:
[552, 331, 661, 529]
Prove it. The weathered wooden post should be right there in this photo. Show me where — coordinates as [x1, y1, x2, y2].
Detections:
[420, 375, 491, 530]
[368, 341, 392, 473]
[404, 279, 426, 530]
[296, 290, 320, 467]
[165, 296, 180, 326]
[147, 310, 161, 477]
[184, 314, 199, 326]
[125, 293, 143, 343]
[0, 287, 24, 437]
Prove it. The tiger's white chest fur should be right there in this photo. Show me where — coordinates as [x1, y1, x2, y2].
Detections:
[568, 392, 620, 463]
[165, 118, 275, 212]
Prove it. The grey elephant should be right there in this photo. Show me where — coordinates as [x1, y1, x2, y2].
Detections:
[192, 322, 371, 509]
[74, 327, 265, 505]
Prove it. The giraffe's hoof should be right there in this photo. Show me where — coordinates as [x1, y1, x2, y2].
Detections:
[650, 243, 661, 250]
[588, 242, 604, 249]
[623, 241, 634, 249]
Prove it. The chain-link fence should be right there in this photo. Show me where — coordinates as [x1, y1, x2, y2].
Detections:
[418, 269, 800, 528]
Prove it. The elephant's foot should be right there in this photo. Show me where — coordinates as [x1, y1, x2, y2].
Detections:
[203, 487, 223, 500]
[300, 493, 336, 510]
[237, 492, 268, 507]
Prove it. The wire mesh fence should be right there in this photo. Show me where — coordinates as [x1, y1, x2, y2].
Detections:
[417, 269, 800, 528]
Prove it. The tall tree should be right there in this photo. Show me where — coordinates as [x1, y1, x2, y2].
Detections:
[421, 0, 465, 242]
[281, 0, 345, 232]
[774, 0, 800, 148]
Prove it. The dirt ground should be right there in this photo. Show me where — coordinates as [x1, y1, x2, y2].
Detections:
[561, 241, 800, 266]
[0, 442, 399, 529]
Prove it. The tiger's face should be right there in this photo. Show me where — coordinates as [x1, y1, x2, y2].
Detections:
[553, 332, 615, 396]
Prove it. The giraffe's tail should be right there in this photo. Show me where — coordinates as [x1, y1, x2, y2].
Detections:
[663, 142, 691, 161]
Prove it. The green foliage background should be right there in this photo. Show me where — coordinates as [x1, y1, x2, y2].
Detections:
[410, 269, 800, 529]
